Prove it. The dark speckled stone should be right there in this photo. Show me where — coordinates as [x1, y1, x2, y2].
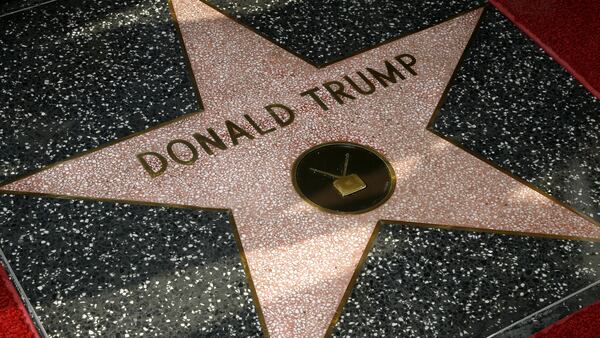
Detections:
[0, 0, 201, 184]
[0, 195, 262, 337]
[431, 8, 600, 223]
[490, 280, 600, 337]
[0, 0, 52, 16]
[203, 0, 485, 66]
[333, 222, 600, 337]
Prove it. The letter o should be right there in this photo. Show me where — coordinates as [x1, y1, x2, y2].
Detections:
[167, 139, 198, 165]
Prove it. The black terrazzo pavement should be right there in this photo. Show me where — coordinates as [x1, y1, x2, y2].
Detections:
[0, 195, 262, 337]
[0, 0, 201, 184]
[491, 280, 600, 337]
[333, 222, 600, 337]
[431, 8, 600, 224]
[203, 0, 485, 66]
[0, 0, 51, 17]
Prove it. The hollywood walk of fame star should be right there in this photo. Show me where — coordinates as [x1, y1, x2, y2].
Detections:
[1, 1, 599, 337]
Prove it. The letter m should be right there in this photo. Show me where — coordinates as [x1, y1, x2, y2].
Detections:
[366, 61, 405, 88]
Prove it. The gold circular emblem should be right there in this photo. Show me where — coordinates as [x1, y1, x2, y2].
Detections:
[292, 142, 396, 214]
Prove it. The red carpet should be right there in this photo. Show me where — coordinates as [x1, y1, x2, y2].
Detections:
[491, 0, 600, 99]
[0, 265, 38, 338]
[531, 299, 600, 338]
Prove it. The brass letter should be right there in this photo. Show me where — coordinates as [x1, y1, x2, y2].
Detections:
[225, 120, 255, 146]
[167, 139, 198, 165]
[136, 152, 168, 178]
[344, 71, 376, 95]
[244, 114, 276, 135]
[366, 60, 405, 87]
[193, 128, 227, 155]
[323, 80, 356, 104]
[265, 103, 295, 127]
[300, 87, 329, 111]
[395, 54, 417, 76]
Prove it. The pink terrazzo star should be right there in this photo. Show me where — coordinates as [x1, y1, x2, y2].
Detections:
[2, 2, 599, 337]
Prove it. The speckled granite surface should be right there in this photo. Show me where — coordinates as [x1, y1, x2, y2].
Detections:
[0, 195, 262, 336]
[0, 0, 52, 16]
[333, 222, 600, 337]
[203, 0, 485, 66]
[491, 280, 600, 338]
[0, 0, 201, 183]
[431, 8, 600, 223]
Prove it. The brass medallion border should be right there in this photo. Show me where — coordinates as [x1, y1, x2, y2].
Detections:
[291, 141, 397, 215]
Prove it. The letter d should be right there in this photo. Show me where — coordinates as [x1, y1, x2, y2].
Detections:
[266, 103, 295, 127]
[136, 152, 168, 178]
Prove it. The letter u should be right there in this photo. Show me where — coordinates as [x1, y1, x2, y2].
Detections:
[344, 71, 376, 95]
